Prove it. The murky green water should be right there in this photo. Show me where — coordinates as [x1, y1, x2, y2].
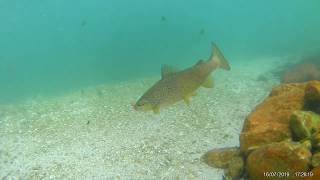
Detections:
[0, 0, 319, 103]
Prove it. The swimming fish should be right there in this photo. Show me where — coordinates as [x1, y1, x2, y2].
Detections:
[133, 42, 230, 113]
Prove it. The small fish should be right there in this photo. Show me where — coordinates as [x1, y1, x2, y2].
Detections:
[161, 16, 166, 22]
[133, 42, 230, 113]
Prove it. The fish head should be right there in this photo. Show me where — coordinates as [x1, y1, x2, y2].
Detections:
[133, 99, 154, 112]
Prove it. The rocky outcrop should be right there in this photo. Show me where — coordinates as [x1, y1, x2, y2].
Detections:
[240, 83, 306, 153]
[203, 80, 320, 180]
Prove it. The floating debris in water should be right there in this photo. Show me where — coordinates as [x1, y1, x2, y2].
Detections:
[200, 28, 205, 35]
[256, 75, 268, 82]
[97, 89, 104, 97]
[81, 20, 87, 27]
[80, 89, 85, 96]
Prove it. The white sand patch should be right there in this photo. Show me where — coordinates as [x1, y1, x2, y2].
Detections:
[0, 57, 285, 179]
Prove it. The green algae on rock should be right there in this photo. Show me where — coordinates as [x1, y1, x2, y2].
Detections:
[312, 152, 320, 168]
[312, 132, 320, 152]
[289, 111, 320, 141]
[301, 139, 313, 150]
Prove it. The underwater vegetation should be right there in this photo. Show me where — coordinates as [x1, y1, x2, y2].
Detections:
[280, 54, 320, 83]
[202, 80, 320, 179]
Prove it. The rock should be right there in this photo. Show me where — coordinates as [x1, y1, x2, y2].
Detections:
[281, 63, 320, 83]
[204, 81, 320, 179]
[312, 152, 320, 168]
[224, 156, 244, 179]
[246, 141, 311, 180]
[304, 81, 320, 114]
[202, 147, 240, 168]
[289, 111, 320, 141]
[305, 81, 320, 101]
[240, 83, 306, 153]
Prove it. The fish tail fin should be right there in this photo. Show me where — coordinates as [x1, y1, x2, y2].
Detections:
[209, 42, 231, 70]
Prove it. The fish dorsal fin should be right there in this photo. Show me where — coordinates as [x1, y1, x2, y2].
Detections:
[161, 65, 178, 78]
[202, 76, 214, 88]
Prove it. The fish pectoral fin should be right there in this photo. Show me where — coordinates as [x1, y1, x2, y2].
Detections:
[202, 76, 214, 88]
[152, 105, 160, 114]
[161, 65, 179, 78]
[183, 96, 191, 105]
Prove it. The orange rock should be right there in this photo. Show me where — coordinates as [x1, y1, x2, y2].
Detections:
[202, 147, 244, 179]
[246, 141, 311, 180]
[201, 147, 240, 168]
[240, 83, 306, 153]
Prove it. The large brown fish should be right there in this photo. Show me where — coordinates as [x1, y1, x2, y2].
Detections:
[133, 42, 230, 113]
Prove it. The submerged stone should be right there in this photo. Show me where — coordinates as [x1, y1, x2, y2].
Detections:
[201, 147, 240, 169]
[246, 141, 311, 180]
[202, 147, 244, 179]
[304, 80, 320, 114]
[224, 156, 244, 179]
[240, 83, 306, 153]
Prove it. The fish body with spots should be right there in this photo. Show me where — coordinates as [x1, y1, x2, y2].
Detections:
[134, 43, 231, 113]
